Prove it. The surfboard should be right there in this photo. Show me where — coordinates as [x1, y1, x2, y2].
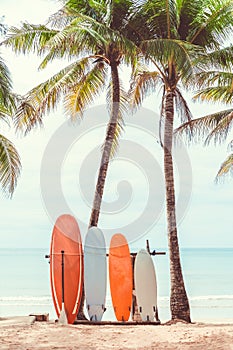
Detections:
[84, 226, 107, 321]
[134, 249, 157, 322]
[109, 233, 133, 322]
[50, 214, 83, 324]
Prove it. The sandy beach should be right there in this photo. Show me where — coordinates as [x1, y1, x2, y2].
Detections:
[1, 317, 233, 350]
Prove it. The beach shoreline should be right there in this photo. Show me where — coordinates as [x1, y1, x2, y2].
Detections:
[1, 317, 233, 349]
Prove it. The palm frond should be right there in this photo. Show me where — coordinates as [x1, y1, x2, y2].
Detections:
[129, 62, 161, 111]
[192, 66, 233, 107]
[141, 39, 203, 82]
[39, 19, 106, 64]
[142, 0, 179, 38]
[215, 153, 233, 182]
[47, 5, 77, 29]
[175, 109, 233, 145]
[188, 0, 233, 49]
[178, 0, 204, 40]
[38, 27, 96, 69]
[228, 139, 233, 151]
[174, 87, 193, 124]
[13, 99, 44, 136]
[194, 86, 233, 105]
[0, 55, 19, 123]
[197, 45, 233, 70]
[0, 134, 21, 197]
[79, 11, 139, 67]
[205, 110, 233, 145]
[14, 57, 91, 134]
[0, 54, 12, 102]
[59, 0, 106, 24]
[0, 21, 7, 36]
[0, 103, 10, 125]
[39, 11, 135, 68]
[193, 70, 233, 91]
[3, 23, 58, 55]
[0, 93, 19, 124]
[64, 61, 108, 120]
[48, 13, 138, 66]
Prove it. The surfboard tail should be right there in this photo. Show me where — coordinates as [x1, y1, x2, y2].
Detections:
[58, 303, 68, 324]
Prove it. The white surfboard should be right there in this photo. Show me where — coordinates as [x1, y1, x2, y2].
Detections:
[84, 226, 107, 321]
[134, 249, 157, 321]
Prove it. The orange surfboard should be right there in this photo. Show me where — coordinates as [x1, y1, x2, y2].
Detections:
[50, 214, 83, 324]
[109, 233, 133, 321]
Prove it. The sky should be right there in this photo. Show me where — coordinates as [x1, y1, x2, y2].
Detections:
[0, 0, 232, 250]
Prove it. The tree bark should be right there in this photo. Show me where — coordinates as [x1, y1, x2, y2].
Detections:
[164, 89, 191, 323]
[89, 60, 120, 227]
[77, 59, 120, 320]
[76, 282, 87, 320]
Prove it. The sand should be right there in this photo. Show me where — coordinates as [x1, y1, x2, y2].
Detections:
[1, 318, 233, 349]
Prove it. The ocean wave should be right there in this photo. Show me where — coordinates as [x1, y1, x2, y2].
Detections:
[1, 295, 233, 307]
[157, 295, 233, 309]
[0, 296, 52, 306]
[190, 295, 233, 301]
[159, 295, 233, 302]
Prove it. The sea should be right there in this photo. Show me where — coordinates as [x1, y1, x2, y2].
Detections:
[0, 248, 233, 323]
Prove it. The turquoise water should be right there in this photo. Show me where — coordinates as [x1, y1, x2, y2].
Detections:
[155, 248, 233, 323]
[0, 248, 233, 323]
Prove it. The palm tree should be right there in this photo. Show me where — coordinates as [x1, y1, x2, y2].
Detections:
[129, 0, 233, 322]
[3, 0, 138, 223]
[0, 23, 21, 196]
[176, 46, 233, 181]
[2, 0, 138, 319]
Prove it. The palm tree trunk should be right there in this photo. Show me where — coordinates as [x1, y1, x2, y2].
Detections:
[77, 60, 120, 320]
[89, 60, 120, 227]
[164, 89, 191, 323]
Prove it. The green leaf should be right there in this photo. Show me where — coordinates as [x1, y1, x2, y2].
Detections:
[14, 57, 92, 134]
[0, 134, 21, 197]
[129, 61, 161, 111]
[64, 61, 108, 119]
[3, 23, 58, 55]
[215, 153, 233, 182]
[175, 109, 233, 145]
[141, 38, 203, 83]
[188, 0, 233, 49]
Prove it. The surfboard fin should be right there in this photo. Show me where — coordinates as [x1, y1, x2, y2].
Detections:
[155, 306, 160, 322]
[58, 304, 68, 325]
[90, 314, 97, 322]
